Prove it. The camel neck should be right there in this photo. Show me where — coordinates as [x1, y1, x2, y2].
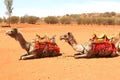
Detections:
[68, 38, 78, 47]
[16, 32, 29, 50]
[115, 39, 120, 49]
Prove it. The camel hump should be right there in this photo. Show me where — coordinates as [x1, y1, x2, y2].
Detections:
[92, 33, 109, 43]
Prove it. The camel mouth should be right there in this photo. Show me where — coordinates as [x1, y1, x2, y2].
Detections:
[60, 34, 68, 40]
[6, 30, 17, 39]
[60, 36, 64, 40]
[6, 30, 12, 35]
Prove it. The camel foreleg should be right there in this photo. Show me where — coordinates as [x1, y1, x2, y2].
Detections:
[74, 53, 88, 59]
[20, 53, 37, 60]
[110, 52, 119, 57]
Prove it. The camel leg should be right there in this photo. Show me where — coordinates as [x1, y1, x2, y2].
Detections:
[20, 54, 37, 60]
[110, 52, 119, 57]
[74, 53, 88, 59]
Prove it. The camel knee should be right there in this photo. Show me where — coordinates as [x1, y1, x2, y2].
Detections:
[110, 52, 118, 57]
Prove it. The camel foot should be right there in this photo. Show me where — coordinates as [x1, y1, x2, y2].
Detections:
[20, 54, 36, 60]
[19, 54, 28, 60]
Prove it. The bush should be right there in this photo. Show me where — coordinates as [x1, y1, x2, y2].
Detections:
[10, 16, 19, 24]
[44, 16, 59, 24]
[20, 15, 39, 24]
[97, 17, 115, 25]
[76, 17, 83, 24]
[20, 16, 26, 23]
[0, 18, 3, 23]
[77, 17, 116, 25]
[115, 18, 120, 25]
[77, 17, 93, 25]
[3, 17, 7, 23]
[60, 16, 72, 24]
[95, 17, 104, 25]
[27, 16, 39, 24]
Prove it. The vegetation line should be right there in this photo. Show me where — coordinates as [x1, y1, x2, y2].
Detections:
[0, 12, 120, 25]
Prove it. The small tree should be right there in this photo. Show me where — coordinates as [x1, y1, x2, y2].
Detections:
[4, 0, 13, 27]
[2, 17, 7, 23]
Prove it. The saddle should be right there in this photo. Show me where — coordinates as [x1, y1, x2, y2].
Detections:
[34, 34, 60, 54]
[36, 34, 51, 43]
[91, 33, 109, 44]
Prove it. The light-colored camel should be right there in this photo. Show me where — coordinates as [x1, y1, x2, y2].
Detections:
[6, 28, 61, 60]
[111, 32, 120, 52]
[60, 32, 120, 58]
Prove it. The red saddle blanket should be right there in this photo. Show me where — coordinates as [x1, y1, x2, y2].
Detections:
[91, 40, 116, 56]
[34, 41, 60, 53]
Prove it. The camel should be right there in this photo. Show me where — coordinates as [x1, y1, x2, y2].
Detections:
[60, 32, 120, 58]
[6, 28, 61, 60]
[111, 32, 120, 52]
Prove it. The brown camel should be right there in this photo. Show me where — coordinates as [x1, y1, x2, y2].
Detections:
[6, 28, 61, 60]
[60, 32, 120, 58]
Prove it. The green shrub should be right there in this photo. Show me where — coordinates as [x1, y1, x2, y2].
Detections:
[0, 18, 3, 23]
[20, 16, 26, 23]
[44, 16, 59, 24]
[27, 16, 39, 24]
[77, 17, 93, 25]
[115, 18, 120, 25]
[10, 16, 19, 24]
[76, 17, 116, 25]
[76, 17, 84, 24]
[20, 15, 39, 24]
[60, 16, 72, 24]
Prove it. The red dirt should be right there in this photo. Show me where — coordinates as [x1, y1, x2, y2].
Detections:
[0, 24, 120, 80]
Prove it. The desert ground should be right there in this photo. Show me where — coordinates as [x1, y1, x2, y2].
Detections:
[0, 24, 120, 80]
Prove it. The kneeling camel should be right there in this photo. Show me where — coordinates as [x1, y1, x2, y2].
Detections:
[60, 32, 120, 58]
[6, 28, 61, 60]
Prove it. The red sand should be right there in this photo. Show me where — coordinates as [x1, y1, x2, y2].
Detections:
[0, 24, 120, 80]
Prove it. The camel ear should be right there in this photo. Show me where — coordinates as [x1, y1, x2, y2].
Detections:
[68, 32, 71, 35]
[12, 28, 18, 34]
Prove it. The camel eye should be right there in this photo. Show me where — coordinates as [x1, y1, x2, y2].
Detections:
[64, 35, 67, 37]
[68, 32, 71, 35]
[11, 31, 13, 33]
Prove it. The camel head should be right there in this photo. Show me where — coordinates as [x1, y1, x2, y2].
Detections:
[6, 28, 19, 39]
[110, 32, 120, 52]
[60, 32, 72, 41]
[60, 32, 77, 45]
[111, 32, 120, 44]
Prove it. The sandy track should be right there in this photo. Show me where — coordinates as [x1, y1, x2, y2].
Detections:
[0, 24, 120, 80]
